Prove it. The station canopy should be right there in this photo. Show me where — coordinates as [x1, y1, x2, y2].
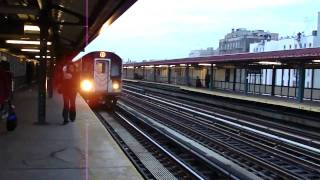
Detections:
[0, 0, 136, 60]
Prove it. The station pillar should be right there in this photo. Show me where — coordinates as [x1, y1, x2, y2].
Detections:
[209, 64, 214, 90]
[37, 8, 49, 124]
[297, 63, 305, 102]
[244, 69, 249, 94]
[271, 67, 276, 96]
[143, 66, 145, 80]
[125, 67, 128, 78]
[232, 68, 237, 91]
[185, 65, 190, 86]
[47, 57, 53, 98]
[168, 66, 171, 84]
[133, 66, 136, 79]
[153, 66, 156, 82]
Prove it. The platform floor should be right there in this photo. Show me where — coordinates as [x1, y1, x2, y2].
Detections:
[124, 79, 320, 113]
[0, 87, 142, 180]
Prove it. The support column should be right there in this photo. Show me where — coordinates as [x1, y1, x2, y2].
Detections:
[153, 66, 156, 82]
[185, 64, 190, 86]
[37, 8, 49, 124]
[209, 64, 214, 90]
[133, 66, 136, 79]
[244, 69, 249, 94]
[271, 66, 277, 96]
[143, 66, 145, 80]
[297, 63, 305, 102]
[125, 67, 128, 78]
[168, 66, 171, 84]
[232, 68, 237, 91]
[48, 57, 53, 98]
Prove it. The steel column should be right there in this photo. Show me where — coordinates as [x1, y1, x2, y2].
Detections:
[153, 66, 156, 82]
[209, 64, 214, 90]
[297, 63, 305, 102]
[244, 69, 248, 94]
[232, 68, 237, 91]
[271, 67, 276, 96]
[185, 65, 190, 86]
[133, 66, 135, 79]
[143, 66, 145, 80]
[168, 66, 171, 84]
[37, 8, 49, 124]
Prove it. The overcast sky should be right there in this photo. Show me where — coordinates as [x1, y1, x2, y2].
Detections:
[75, 0, 320, 62]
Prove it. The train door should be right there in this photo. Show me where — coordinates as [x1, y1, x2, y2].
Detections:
[94, 59, 110, 92]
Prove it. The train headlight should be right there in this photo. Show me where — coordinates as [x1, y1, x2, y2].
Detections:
[81, 80, 93, 92]
[112, 82, 120, 90]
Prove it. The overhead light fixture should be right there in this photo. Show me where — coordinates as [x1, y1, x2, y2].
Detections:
[169, 65, 176, 67]
[21, 49, 50, 52]
[313, 60, 320, 63]
[155, 65, 168, 67]
[6, 40, 52, 45]
[198, 63, 215, 66]
[258, 61, 282, 65]
[35, 55, 51, 59]
[24, 25, 40, 32]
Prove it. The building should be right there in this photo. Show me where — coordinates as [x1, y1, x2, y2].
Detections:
[250, 12, 320, 53]
[189, 47, 219, 57]
[249, 12, 320, 91]
[219, 28, 278, 55]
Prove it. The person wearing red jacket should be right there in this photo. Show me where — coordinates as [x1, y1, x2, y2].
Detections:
[0, 61, 11, 106]
[60, 64, 80, 125]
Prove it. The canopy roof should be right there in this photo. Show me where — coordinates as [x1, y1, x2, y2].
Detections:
[0, 0, 136, 60]
[124, 48, 320, 66]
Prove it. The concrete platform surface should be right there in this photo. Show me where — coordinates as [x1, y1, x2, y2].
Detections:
[0, 87, 143, 180]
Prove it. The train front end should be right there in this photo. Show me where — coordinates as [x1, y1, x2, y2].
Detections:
[78, 51, 122, 108]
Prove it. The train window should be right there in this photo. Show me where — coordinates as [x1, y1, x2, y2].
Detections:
[111, 63, 121, 76]
[96, 62, 106, 74]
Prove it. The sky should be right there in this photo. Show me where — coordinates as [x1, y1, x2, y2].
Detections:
[74, 0, 320, 62]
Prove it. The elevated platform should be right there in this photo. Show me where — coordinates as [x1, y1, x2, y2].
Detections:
[124, 79, 320, 113]
[0, 87, 142, 180]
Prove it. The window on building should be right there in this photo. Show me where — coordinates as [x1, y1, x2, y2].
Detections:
[294, 44, 297, 49]
[309, 43, 312, 48]
[284, 45, 286, 50]
[289, 45, 292, 49]
[304, 43, 307, 48]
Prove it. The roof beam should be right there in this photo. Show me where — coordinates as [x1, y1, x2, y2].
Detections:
[0, 5, 39, 15]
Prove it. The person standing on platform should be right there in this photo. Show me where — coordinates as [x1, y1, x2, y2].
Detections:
[196, 76, 202, 88]
[60, 64, 80, 125]
[205, 73, 210, 88]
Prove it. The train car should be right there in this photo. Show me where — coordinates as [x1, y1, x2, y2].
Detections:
[73, 51, 122, 107]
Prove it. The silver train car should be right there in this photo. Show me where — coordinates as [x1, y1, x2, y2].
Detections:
[73, 51, 122, 107]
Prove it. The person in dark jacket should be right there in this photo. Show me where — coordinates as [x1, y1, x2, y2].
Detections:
[196, 76, 202, 88]
[60, 64, 80, 125]
[205, 73, 210, 88]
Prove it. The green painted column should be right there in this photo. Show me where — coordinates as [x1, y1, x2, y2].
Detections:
[297, 63, 305, 102]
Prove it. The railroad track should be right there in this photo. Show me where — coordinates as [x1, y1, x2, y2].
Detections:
[95, 108, 233, 179]
[120, 87, 320, 179]
[123, 83, 320, 148]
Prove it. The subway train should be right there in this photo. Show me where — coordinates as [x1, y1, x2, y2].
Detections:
[72, 51, 122, 107]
